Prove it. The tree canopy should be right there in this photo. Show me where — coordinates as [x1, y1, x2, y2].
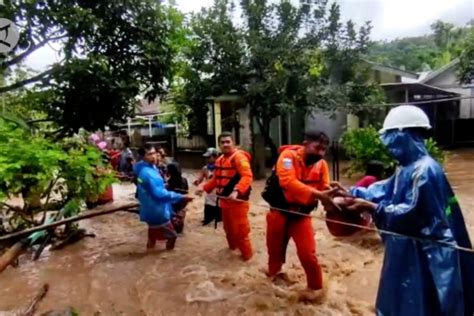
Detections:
[173, 0, 379, 158]
[458, 28, 474, 85]
[369, 20, 473, 72]
[0, 0, 186, 135]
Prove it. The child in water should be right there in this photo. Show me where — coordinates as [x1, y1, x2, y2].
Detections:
[326, 161, 385, 236]
[166, 162, 189, 234]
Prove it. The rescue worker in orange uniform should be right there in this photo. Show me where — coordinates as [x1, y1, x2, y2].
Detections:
[196, 132, 254, 261]
[265, 130, 339, 293]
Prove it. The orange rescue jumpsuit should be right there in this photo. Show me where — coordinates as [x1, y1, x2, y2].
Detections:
[203, 149, 253, 261]
[266, 145, 330, 290]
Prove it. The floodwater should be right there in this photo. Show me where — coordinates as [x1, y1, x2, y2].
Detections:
[1, 149, 473, 315]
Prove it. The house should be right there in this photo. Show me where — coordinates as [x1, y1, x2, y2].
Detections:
[419, 59, 474, 119]
[109, 98, 177, 155]
[125, 98, 176, 138]
[205, 61, 419, 156]
[381, 82, 460, 146]
[381, 59, 474, 146]
[261, 61, 421, 147]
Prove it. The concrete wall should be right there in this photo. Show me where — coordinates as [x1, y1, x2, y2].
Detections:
[238, 105, 252, 151]
[425, 68, 474, 119]
[302, 68, 401, 144]
[369, 69, 400, 84]
[290, 109, 305, 144]
[306, 111, 347, 143]
[427, 69, 457, 87]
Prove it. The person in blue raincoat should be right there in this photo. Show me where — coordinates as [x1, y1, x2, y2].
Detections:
[136, 144, 193, 250]
[344, 105, 474, 316]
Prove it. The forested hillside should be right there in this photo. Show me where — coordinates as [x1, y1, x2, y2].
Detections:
[369, 20, 473, 73]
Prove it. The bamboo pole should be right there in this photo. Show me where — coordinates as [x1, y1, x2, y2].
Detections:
[0, 202, 139, 243]
[0, 240, 27, 273]
[24, 284, 49, 316]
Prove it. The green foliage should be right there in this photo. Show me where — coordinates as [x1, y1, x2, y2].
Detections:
[369, 20, 472, 72]
[0, 118, 116, 233]
[341, 127, 445, 177]
[0, 0, 185, 135]
[171, 0, 245, 135]
[175, 0, 376, 159]
[424, 137, 446, 165]
[369, 37, 437, 72]
[458, 28, 474, 84]
[341, 126, 393, 176]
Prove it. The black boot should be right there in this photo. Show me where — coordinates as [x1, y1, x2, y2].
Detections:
[202, 204, 215, 226]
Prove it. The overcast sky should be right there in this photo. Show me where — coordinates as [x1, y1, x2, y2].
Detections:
[25, 0, 474, 70]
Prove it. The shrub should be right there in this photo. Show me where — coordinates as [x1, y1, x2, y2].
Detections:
[0, 118, 116, 233]
[341, 126, 446, 177]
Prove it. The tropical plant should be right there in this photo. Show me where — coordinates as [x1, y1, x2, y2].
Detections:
[341, 126, 393, 176]
[341, 126, 445, 177]
[0, 118, 116, 234]
[458, 28, 474, 85]
[369, 20, 473, 72]
[175, 0, 377, 161]
[0, 1, 186, 135]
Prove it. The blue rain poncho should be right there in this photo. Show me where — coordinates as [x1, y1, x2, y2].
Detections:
[350, 130, 474, 316]
[136, 163, 183, 226]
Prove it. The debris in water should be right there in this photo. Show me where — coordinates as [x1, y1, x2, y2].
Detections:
[181, 264, 209, 279]
[185, 280, 231, 303]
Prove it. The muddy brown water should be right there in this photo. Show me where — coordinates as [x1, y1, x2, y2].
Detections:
[1, 150, 473, 315]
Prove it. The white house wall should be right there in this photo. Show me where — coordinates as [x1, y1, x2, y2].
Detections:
[425, 67, 474, 119]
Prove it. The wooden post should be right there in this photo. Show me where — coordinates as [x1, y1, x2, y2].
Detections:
[253, 134, 267, 180]
[127, 117, 132, 142]
[287, 112, 292, 144]
[214, 101, 222, 147]
[278, 115, 282, 146]
[148, 116, 153, 137]
[0, 240, 26, 273]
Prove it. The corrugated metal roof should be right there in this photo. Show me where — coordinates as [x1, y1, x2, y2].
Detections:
[420, 59, 460, 84]
[380, 82, 461, 96]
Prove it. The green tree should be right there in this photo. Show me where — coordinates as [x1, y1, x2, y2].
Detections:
[175, 0, 376, 160]
[242, 1, 376, 158]
[341, 126, 445, 177]
[369, 20, 472, 72]
[172, 0, 245, 135]
[458, 28, 474, 84]
[0, 119, 115, 234]
[0, 1, 185, 135]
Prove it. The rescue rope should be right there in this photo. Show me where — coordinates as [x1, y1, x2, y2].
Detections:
[172, 184, 474, 254]
[337, 95, 474, 109]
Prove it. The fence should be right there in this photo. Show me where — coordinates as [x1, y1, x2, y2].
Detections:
[435, 118, 474, 147]
[177, 135, 208, 150]
[330, 141, 341, 181]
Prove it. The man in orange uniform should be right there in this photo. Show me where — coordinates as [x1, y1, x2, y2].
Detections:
[266, 130, 338, 293]
[197, 132, 254, 261]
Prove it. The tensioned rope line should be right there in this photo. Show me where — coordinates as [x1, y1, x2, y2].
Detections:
[338, 95, 474, 109]
[168, 186, 474, 253]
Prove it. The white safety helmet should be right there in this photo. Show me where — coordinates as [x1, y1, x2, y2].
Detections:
[379, 105, 431, 134]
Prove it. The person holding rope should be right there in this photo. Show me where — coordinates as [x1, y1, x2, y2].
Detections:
[196, 132, 254, 261]
[344, 105, 474, 316]
[193, 147, 222, 226]
[166, 162, 189, 234]
[136, 144, 193, 250]
[262, 130, 341, 299]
